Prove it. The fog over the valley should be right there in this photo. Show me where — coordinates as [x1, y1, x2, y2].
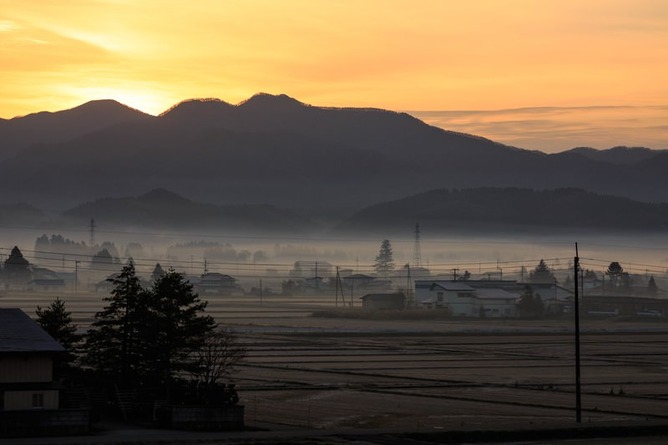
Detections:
[3, 224, 667, 294]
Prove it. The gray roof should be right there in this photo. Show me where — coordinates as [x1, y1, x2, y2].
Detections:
[0, 308, 65, 353]
[430, 281, 475, 292]
[475, 288, 519, 300]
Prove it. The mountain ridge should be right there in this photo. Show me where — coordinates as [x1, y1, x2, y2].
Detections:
[338, 187, 668, 234]
[2, 93, 667, 214]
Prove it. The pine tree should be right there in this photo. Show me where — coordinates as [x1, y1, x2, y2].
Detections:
[374, 239, 395, 277]
[606, 262, 624, 287]
[36, 297, 81, 350]
[151, 263, 165, 283]
[529, 259, 555, 283]
[84, 260, 148, 384]
[3, 246, 31, 287]
[648, 276, 658, 296]
[144, 269, 216, 396]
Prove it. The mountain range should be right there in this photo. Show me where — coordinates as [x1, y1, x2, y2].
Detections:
[1, 93, 667, 220]
[3, 187, 668, 235]
[337, 187, 668, 234]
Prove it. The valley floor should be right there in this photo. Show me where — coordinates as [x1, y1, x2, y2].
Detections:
[2, 290, 668, 443]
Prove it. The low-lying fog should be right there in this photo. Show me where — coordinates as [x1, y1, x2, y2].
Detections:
[2, 225, 667, 293]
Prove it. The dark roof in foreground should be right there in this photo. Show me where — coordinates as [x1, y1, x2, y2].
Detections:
[0, 308, 65, 353]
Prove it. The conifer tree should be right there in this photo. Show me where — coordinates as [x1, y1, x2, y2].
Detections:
[36, 297, 81, 350]
[648, 276, 658, 296]
[374, 239, 395, 277]
[84, 260, 148, 384]
[143, 269, 216, 395]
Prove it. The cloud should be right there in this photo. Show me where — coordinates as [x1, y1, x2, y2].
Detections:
[408, 106, 668, 153]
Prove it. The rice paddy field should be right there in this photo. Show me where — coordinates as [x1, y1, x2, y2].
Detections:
[3, 289, 668, 435]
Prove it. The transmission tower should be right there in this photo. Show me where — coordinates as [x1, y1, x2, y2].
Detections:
[412, 222, 422, 268]
[89, 218, 96, 248]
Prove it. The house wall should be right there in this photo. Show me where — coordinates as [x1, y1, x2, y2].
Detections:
[4, 390, 59, 410]
[445, 295, 478, 317]
[0, 357, 53, 383]
[414, 281, 434, 304]
[477, 299, 517, 318]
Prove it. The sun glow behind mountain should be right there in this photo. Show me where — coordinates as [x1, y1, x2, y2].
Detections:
[1, 1, 667, 151]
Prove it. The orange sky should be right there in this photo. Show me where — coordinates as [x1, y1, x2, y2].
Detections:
[1, 1, 667, 152]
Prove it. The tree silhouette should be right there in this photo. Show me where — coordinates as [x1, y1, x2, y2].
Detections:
[151, 263, 165, 283]
[606, 262, 624, 287]
[143, 269, 216, 398]
[517, 285, 544, 318]
[84, 260, 148, 385]
[3, 246, 31, 287]
[36, 297, 81, 350]
[189, 326, 246, 404]
[648, 276, 658, 296]
[529, 259, 554, 284]
[374, 239, 395, 277]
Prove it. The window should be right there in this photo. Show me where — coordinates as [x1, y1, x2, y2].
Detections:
[32, 393, 44, 408]
[437, 292, 444, 302]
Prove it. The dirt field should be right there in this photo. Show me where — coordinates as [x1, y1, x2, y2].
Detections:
[3, 290, 668, 434]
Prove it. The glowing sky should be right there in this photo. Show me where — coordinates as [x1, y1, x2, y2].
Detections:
[1, 1, 667, 152]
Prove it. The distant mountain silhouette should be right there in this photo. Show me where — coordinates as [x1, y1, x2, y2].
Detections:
[0, 203, 45, 227]
[2, 93, 668, 216]
[0, 100, 152, 160]
[338, 188, 668, 233]
[62, 188, 315, 233]
[564, 146, 664, 165]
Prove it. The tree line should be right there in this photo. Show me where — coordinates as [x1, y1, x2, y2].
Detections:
[34, 260, 246, 414]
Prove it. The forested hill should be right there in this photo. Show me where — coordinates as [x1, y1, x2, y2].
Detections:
[62, 188, 315, 233]
[2, 93, 668, 214]
[338, 188, 668, 233]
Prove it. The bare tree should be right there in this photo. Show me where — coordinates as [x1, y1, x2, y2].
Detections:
[190, 326, 246, 403]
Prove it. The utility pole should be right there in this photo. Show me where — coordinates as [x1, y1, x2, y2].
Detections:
[335, 266, 345, 307]
[452, 268, 459, 281]
[412, 223, 422, 268]
[315, 261, 319, 291]
[89, 218, 96, 248]
[573, 243, 582, 423]
[74, 260, 80, 294]
[405, 264, 412, 308]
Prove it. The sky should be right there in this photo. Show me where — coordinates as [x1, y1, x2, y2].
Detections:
[1, 0, 667, 153]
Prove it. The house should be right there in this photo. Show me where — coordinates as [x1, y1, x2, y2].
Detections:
[415, 280, 521, 317]
[475, 288, 519, 318]
[360, 293, 406, 311]
[0, 308, 89, 436]
[195, 273, 239, 295]
[342, 274, 377, 290]
[28, 268, 66, 293]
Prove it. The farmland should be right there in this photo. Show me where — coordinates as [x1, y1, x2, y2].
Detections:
[3, 289, 668, 436]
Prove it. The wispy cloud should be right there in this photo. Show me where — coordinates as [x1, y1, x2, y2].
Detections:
[0, 19, 18, 32]
[409, 106, 668, 153]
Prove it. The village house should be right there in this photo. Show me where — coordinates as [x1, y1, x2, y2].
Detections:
[194, 272, 239, 295]
[415, 280, 521, 317]
[28, 268, 66, 293]
[0, 308, 89, 436]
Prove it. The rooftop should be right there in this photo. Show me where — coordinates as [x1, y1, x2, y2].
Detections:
[0, 308, 65, 353]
